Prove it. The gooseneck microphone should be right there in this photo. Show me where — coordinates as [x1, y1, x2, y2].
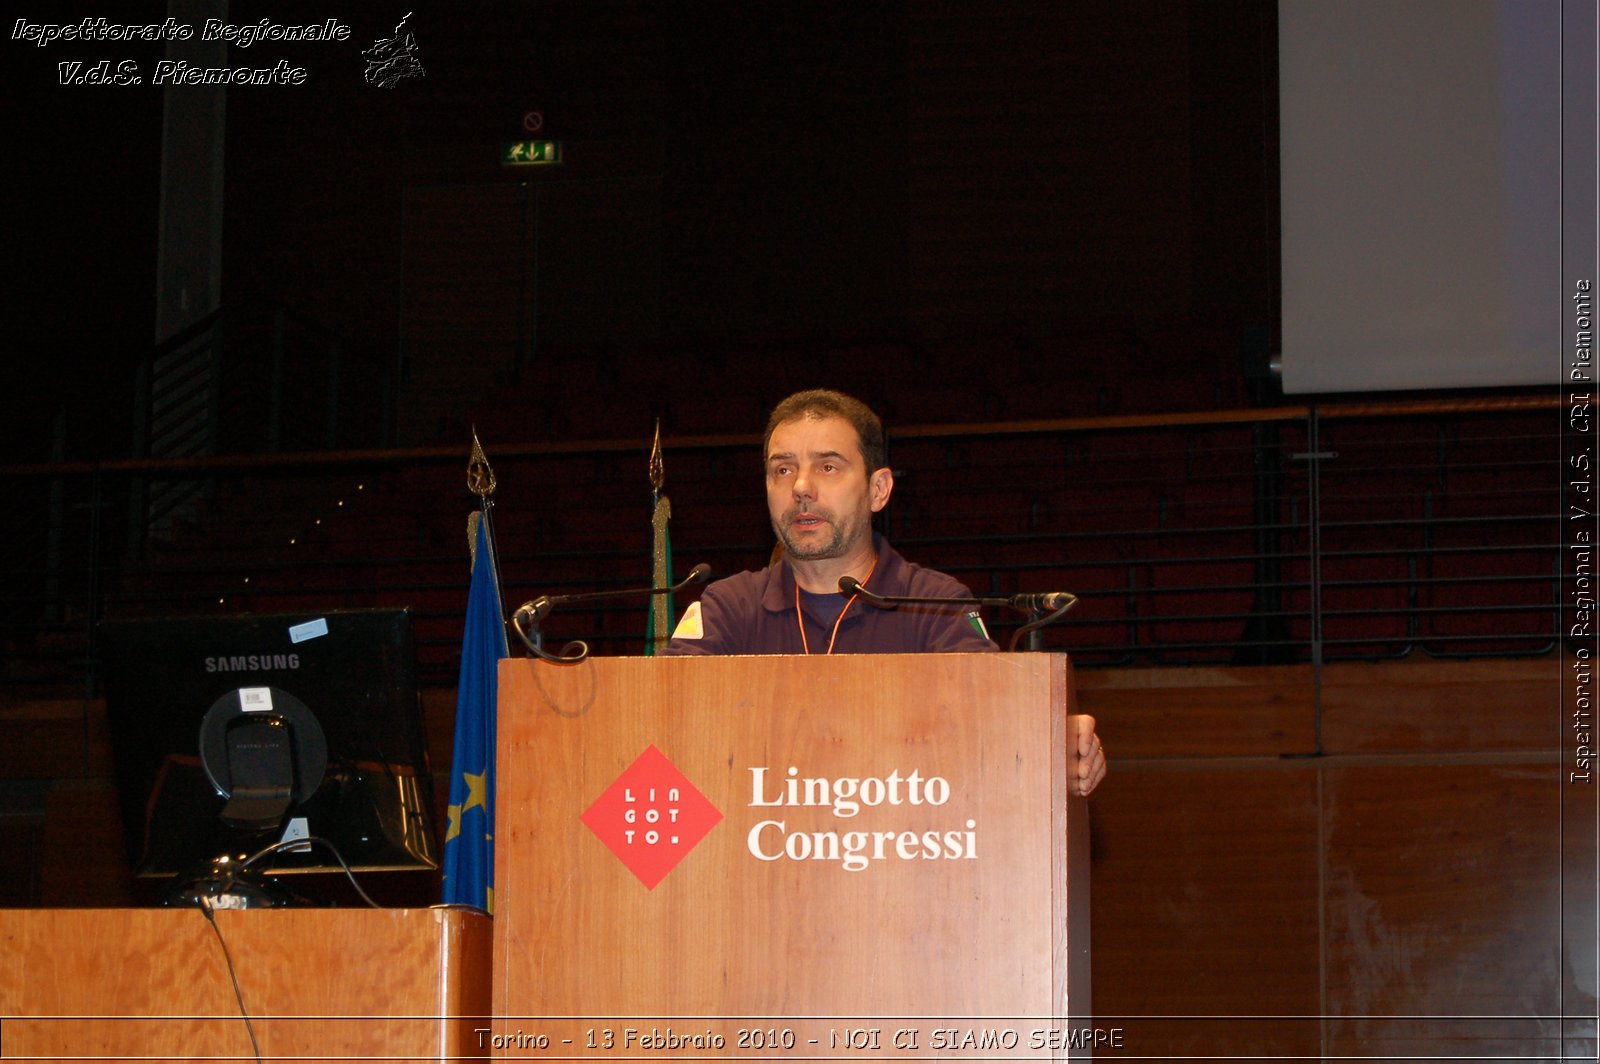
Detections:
[515, 563, 712, 627]
[838, 576, 1077, 615]
[512, 564, 712, 663]
[837, 576, 1077, 653]
[1004, 591, 1078, 612]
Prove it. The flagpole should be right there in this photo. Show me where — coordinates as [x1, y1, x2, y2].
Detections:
[647, 419, 673, 654]
[441, 431, 507, 914]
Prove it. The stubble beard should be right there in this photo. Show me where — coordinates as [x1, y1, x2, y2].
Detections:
[776, 507, 850, 561]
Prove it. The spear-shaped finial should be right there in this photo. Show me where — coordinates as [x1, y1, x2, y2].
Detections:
[466, 430, 497, 567]
[648, 419, 673, 653]
[467, 430, 497, 499]
[648, 418, 665, 497]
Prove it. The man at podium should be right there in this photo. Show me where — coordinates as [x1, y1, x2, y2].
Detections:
[664, 388, 1107, 796]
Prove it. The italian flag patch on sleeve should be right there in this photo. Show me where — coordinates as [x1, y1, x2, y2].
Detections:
[965, 609, 989, 640]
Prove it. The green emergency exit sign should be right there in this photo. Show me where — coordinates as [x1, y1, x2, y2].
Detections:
[501, 141, 562, 166]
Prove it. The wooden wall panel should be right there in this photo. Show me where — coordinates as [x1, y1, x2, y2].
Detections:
[1323, 762, 1567, 1058]
[1561, 659, 1599, 1057]
[1321, 657, 1559, 754]
[1087, 765, 1320, 1058]
[1077, 663, 1315, 757]
[1082, 653, 1589, 1058]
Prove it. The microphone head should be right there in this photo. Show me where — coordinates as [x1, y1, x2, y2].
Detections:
[838, 576, 862, 594]
[518, 596, 556, 622]
[685, 563, 712, 584]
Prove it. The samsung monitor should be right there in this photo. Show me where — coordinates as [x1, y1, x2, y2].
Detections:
[101, 608, 438, 899]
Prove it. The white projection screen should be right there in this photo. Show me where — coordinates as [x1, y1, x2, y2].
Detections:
[1278, 0, 1561, 393]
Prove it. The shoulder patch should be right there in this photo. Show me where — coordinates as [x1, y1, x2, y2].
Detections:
[672, 600, 705, 640]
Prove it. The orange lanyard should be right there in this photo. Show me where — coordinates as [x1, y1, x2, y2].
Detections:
[795, 555, 878, 655]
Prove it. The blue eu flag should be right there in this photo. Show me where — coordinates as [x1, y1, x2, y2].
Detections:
[441, 513, 507, 912]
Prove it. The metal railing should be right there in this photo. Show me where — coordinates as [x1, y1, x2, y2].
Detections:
[0, 395, 1565, 695]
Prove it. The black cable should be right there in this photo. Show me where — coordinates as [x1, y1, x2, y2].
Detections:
[508, 605, 591, 663]
[196, 897, 265, 1064]
[239, 835, 383, 908]
[1007, 600, 1078, 652]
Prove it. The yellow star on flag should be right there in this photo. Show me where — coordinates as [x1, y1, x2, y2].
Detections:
[445, 802, 462, 843]
[461, 769, 489, 813]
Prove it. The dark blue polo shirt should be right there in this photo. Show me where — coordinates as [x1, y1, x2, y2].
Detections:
[662, 536, 996, 655]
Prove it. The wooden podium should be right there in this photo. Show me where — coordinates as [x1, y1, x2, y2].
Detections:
[0, 907, 492, 1061]
[493, 653, 1089, 1059]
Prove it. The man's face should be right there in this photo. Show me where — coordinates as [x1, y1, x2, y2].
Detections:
[765, 414, 891, 563]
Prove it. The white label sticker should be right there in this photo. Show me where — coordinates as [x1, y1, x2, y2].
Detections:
[239, 687, 274, 713]
[288, 618, 329, 643]
[279, 816, 312, 853]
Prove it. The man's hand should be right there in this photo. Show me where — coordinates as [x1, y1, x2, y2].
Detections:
[1071, 714, 1107, 797]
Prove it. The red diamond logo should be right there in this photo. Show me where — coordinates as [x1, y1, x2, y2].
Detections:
[581, 745, 722, 889]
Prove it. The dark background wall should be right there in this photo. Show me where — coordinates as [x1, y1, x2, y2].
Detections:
[3, 0, 1278, 460]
